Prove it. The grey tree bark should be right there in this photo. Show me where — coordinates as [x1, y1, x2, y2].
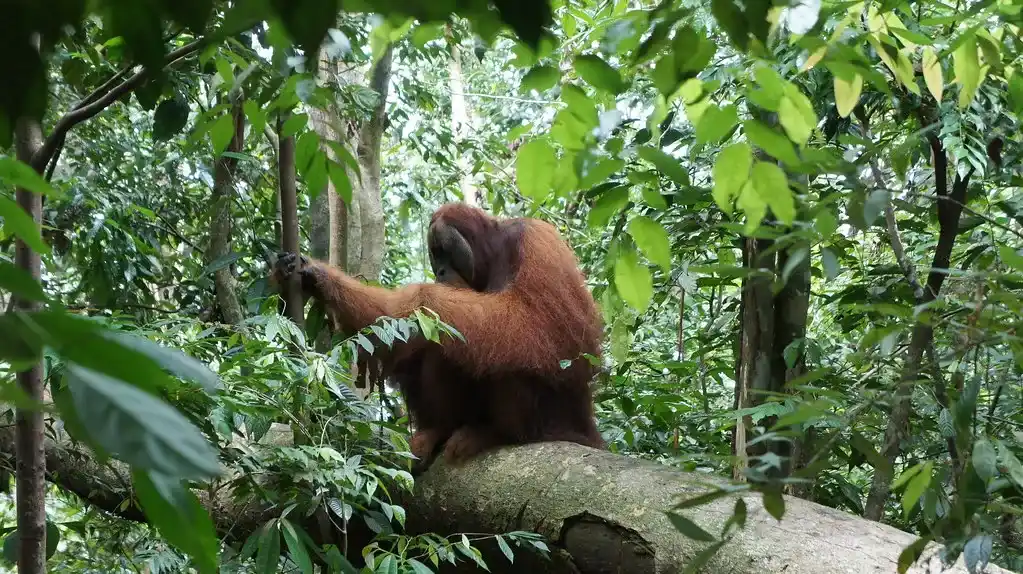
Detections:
[13, 114, 48, 574]
[207, 102, 245, 325]
[447, 26, 478, 206]
[0, 421, 1008, 574]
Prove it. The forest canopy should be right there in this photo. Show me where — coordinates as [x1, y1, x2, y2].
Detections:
[1, 0, 1023, 573]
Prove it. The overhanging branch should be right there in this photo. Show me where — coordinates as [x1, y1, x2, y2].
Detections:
[31, 39, 209, 173]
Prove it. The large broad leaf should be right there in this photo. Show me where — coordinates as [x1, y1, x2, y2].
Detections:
[743, 120, 800, 165]
[751, 161, 795, 225]
[921, 47, 943, 103]
[152, 98, 190, 142]
[834, 71, 862, 118]
[0, 195, 48, 256]
[694, 105, 738, 144]
[65, 364, 221, 480]
[711, 142, 752, 214]
[268, 0, 340, 57]
[520, 65, 560, 93]
[516, 138, 557, 200]
[953, 34, 980, 108]
[628, 216, 671, 272]
[637, 146, 689, 187]
[574, 55, 625, 94]
[133, 470, 218, 573]
[0, 157, 61, 198]
[209, 113, 236, 156]
[103, 331, 221, 392]
[614, 247, 652, 313]
[0, 260, 45, 303]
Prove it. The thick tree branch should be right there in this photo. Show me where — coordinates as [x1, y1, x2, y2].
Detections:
[3, 425, 1010, 574]
[31, 39, 208, 173]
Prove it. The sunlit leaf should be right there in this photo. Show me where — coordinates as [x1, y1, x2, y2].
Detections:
[614, 247, 652, 313]
[628, 216, 671, 272]
[921, 47, 943, 103]
[972, 439, 997, 481]
[209, 113, 235, 156]
[574, 54, 625, 94]
[712, 142, 752, 214]
[954, 34, 980, 108]
[695, 105, 738, 144]
[900, 461, 933, 516]
[516, 139, 557, 200]
[751, 161, 795, 225]
[834, 72, 862, 118]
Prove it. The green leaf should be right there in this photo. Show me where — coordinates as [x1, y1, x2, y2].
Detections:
[681, 539, 727, 574]
[998, 244, 1023, 271]
[921, 47, 943, 103]
[0, 157, 60, 197]
[743, 120, 800, 165]
[821, 247, 840, 280]
[897, 536, 931, 574]
[2, 530, 17, 564]
[0, 260, 45, 303]
[496, 535, 515, 563]
[665, 512, 716, 542]
[891, 462, 924, 490]
[777, 85, 817, 145]
[711, 143, 752, 214]
[695, 105, 738, 144]
[45, 521, 59, 560]
[255, 520, 281, 574]
[762, 490, 785, 520]
[628, 216, 671, 272]
[65, 364, 221, 480]
[407, 558, 435, 574]
[736, 180, 766, 232]
[102, 331, 221, 393]
[281, 520, 313, 574]
[972, 439, 998, 481]
[152, 98, 190, 142]
[900, 461, 933, 516]
[751, 161, 795, 225]
[243, 100, 267, 139]
[328, 160, 353, 205]
[587, 186, 629, 228]
[281, 113, 309, 138]
[637, 146, 689, 187]
[574, 54, 625, 94]
[834, 72, 862, 119]
[209, 114, 235, 156]
[614, 247, 652, 313]
[133, 470, 218, 574]
[0, 195, 47, 255]
[953, 35, 980, 108]
[516, 139, 557, 200]
[520, 65, 561, 93]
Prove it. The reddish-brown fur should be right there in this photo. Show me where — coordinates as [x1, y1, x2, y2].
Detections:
[276, 203, 605, 466]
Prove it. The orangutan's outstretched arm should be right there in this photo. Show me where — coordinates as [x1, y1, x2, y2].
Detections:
[274, 253, 556, 378]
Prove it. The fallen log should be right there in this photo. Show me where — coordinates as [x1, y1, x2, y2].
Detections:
[0, 423, 1010, 573]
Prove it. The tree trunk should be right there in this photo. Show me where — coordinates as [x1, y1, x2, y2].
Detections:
[863, 135, 972, 521]
[277, 113, 304, 328]
[208, 102, 245, 325]
[352, 44, 394, 281]
[448, 26, 478, 206]
[309, 50, 349, 269]
[0, 423, 1009, 574]
[13, 115, 47, 574]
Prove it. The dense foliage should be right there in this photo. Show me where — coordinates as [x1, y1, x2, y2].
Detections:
[2, 0, 1023, 572]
